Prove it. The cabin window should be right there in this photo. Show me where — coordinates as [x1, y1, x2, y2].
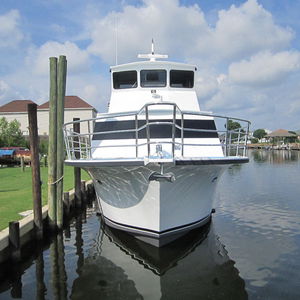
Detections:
[170, 70, 194, 88]
[113, 71, 137, 89]
[140, 70, 167, 87]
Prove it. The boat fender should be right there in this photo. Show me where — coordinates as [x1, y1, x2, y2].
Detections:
[148, 171, 175, 183]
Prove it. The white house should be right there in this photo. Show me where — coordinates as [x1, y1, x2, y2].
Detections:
[0, 96, 97, 136]
[0, 100, 36, 135]
[37, 96, 97, 135]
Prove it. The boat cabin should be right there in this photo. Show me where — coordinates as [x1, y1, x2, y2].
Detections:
[109, 61, 200, 113]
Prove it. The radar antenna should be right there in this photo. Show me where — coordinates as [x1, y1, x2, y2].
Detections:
[138, 39, 168, 61]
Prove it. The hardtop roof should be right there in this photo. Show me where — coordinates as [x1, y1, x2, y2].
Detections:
[110, 60, 197, 72]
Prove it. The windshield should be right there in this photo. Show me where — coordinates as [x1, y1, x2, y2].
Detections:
[140, 70, 166, 87]
[113, 71, 137, 89]
[170, 70, 194, 88]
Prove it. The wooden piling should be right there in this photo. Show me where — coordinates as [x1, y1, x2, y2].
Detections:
[56, 55, 67, 229]
[20, 156, 25, 172]
[63, 192, 70, 217]
[73, 118, 81, 208]
[28, 103, 43, 239]
[9, 221, 21, 261]
[81, 180, 86, 202]
[48, 57, 58, 228]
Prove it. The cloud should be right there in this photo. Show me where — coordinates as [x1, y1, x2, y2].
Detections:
[26, 41, 90, 75]
[228, 51, 300, 86]
[87, 0, 209, 64]
[0, 80, 23, 103]
[0, 10, 24, 48]
[86, 0, 294, 66]
[210, 0, 294, 62]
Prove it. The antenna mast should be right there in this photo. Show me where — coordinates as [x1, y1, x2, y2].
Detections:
[115, 16, 118, 65]
[138, 39, 168, 61]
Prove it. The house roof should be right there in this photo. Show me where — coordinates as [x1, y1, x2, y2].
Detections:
[266, 129, 297, 137]
[38, 96, 94, 109]
[0, 100, 36, 112]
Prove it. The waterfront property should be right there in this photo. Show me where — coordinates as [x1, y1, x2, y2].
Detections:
[0, 96, 97, 136]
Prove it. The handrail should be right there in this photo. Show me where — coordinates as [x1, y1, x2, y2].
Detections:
[63, 102, 251, 161]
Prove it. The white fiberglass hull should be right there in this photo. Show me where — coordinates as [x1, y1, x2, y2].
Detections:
[86, 163, 225, 246]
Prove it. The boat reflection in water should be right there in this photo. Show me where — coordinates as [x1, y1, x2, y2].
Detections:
[71, 221, 248, 299]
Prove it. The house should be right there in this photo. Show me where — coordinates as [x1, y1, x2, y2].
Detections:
[0, 96, 97, 136]
[37, 96, 97, 135]
[0, 100, 36, 135]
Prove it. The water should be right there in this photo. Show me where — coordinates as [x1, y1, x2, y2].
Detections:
[0, 149, 300, 299]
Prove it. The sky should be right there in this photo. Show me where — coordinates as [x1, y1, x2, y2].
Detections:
[1, 0, 300, 131]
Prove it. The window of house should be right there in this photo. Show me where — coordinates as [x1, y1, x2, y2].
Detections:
[140, 70, 167, 87]
[170, 70, 194, 88]
[113, 71, 137, 89]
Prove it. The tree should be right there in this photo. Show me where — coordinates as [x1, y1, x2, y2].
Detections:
[227, 120, 241, 131]
[253, 129, 267, 140]
[0, 117, 26, 147]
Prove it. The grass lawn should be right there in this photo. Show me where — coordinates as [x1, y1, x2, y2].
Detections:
[0, 165, 90, 231]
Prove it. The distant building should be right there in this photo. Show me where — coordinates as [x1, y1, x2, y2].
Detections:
[0, 96, 97, 136]
[0, 100, 36, 135]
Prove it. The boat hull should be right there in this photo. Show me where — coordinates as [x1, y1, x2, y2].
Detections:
[85, 163, 226, 246]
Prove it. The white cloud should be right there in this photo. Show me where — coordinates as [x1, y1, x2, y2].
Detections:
[211, 0, 293, 61]
[0, 10, 24, 48]
[0, 80, 23, 103]
[87, 0, 209, 64]
[228, 51, 300, 86]
[26, 41, 90, 75]
[86, 0, 294, 66]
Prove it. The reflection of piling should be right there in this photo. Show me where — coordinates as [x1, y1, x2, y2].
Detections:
[75, 214, 84, 273]
[50, 237, 59, 299]
[36, 251, 46, 300]
[10, 264, 22, 298]
[57, 233, 68, 300]
[73, 118, 82, 208]
[50, 234, 68, 300]
[28, 103, 43, 239]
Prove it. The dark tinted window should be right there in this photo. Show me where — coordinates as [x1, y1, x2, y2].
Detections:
[113, 71, 137, 89]
[140, 70, 166, 87]
[170, 70, 194, 88]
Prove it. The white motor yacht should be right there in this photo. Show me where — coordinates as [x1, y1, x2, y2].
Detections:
[64, 43, 250, 247]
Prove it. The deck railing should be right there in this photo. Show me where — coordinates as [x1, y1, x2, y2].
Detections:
[63, 102, 251, 161]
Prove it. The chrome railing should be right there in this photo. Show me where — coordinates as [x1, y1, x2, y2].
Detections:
[63, 102, 251, 160]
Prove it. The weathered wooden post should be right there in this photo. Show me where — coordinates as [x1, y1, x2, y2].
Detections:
[20, 156, 25, 172]
[9, 221, 21, 261]
[63, 191, 70, 217]
[73, 118, 81, 208]
[81, 180, 86, 203]
[48, 57, 58, 229]
[56, 55, 67, 229]
[28, 103, 43, 238]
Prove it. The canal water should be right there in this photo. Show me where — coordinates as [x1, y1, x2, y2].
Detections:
[0, 149, 300, 299]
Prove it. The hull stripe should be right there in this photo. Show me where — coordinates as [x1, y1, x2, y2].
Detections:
[92, 119, 218, 140]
